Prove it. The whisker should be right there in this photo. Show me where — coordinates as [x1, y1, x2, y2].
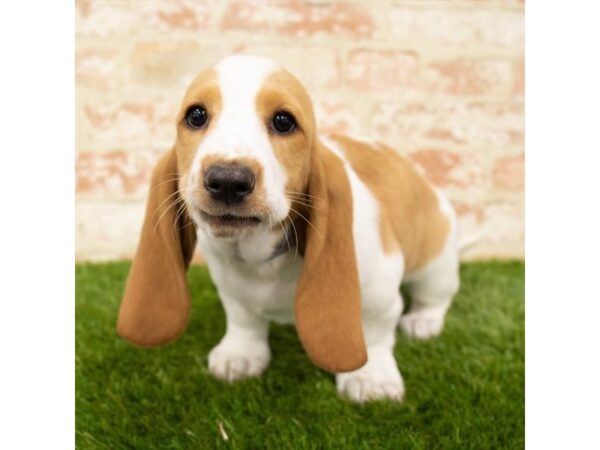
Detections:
[285, 191, 322, 201]
[287, 198, 324, 212]
[279, 216, 291, 253]
[267, 210, 289, 253]
[149, 175, 181, 194]
[152, 189, 183, 219]
[177, 220, 196, 232]
[287, 216, 299, 261]
[171, 201, 188, 237]
[266, 209, 275, 233]
[285, 192, 324, 206]
[284, 193, 325, 212]
[154, 199, 179, 231]
[288, 205, 321, 240]
[153, 196, 184, 233]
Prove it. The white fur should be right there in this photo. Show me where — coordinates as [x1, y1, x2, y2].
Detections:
[192, 55, 460, 401]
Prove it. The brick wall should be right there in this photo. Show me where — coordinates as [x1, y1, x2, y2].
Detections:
[75, 0, 525, 261]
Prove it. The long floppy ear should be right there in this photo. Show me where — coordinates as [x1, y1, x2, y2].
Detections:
[117, 149, 197, 346]
[295, 142, 368, 373]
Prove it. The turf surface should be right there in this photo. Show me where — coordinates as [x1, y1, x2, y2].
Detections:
[76, 261, 524, 449]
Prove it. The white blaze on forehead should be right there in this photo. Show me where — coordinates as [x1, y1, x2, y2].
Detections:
[205, 54, 280, 158]
[207, 54, 280, 156]
[207, 55, 279, 152]
[188, 54, 290, 220]
[215, 54, 280, 99]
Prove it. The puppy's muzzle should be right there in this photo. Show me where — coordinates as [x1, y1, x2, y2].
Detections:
[204, 164, 256, 205]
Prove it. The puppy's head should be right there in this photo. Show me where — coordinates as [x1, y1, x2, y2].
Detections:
[175, 55, 315, 240]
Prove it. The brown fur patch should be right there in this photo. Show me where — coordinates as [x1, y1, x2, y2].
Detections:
[256, 70, 315, 208]
[294, 142, 367, 373]
[329, 135, 449, 274]
[117, 149, 197, 346]
[254, 69, 321, 239]
[117, 69, 224, 347]
[174, 69, 222, 183]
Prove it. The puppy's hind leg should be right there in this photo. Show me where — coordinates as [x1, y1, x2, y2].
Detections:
[400, 217, 460, 340]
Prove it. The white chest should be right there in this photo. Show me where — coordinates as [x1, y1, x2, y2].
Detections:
[197, 229, 303, 324]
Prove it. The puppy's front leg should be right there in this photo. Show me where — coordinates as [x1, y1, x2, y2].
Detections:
[209, 294, 271, 382]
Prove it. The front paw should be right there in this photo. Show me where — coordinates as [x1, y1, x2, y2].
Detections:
[336, 352, 405, 402]
[208, 339, 271, 382]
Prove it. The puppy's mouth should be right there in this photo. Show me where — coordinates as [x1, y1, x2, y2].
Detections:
[199, 210, 262, 228]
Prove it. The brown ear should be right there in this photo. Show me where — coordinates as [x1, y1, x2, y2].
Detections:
[117, 149, 197, 346]
[294, 142, 367, 373]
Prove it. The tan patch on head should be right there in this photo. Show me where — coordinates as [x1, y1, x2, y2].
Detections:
[255, 69, 316, 204]
[330, 135, 449, 273]
[173, 69, 222, 184]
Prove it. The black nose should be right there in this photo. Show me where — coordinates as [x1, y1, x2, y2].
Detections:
[204, 164, 256, 204]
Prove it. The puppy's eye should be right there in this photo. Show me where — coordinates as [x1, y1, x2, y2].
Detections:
[271, 111, 296, 134]
[185, 105, 208, 129]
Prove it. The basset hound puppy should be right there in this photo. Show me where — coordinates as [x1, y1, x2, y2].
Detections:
[117, 55, 460, 402]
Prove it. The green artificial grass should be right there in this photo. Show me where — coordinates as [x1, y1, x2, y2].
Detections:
[76, 261, 524, 449]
